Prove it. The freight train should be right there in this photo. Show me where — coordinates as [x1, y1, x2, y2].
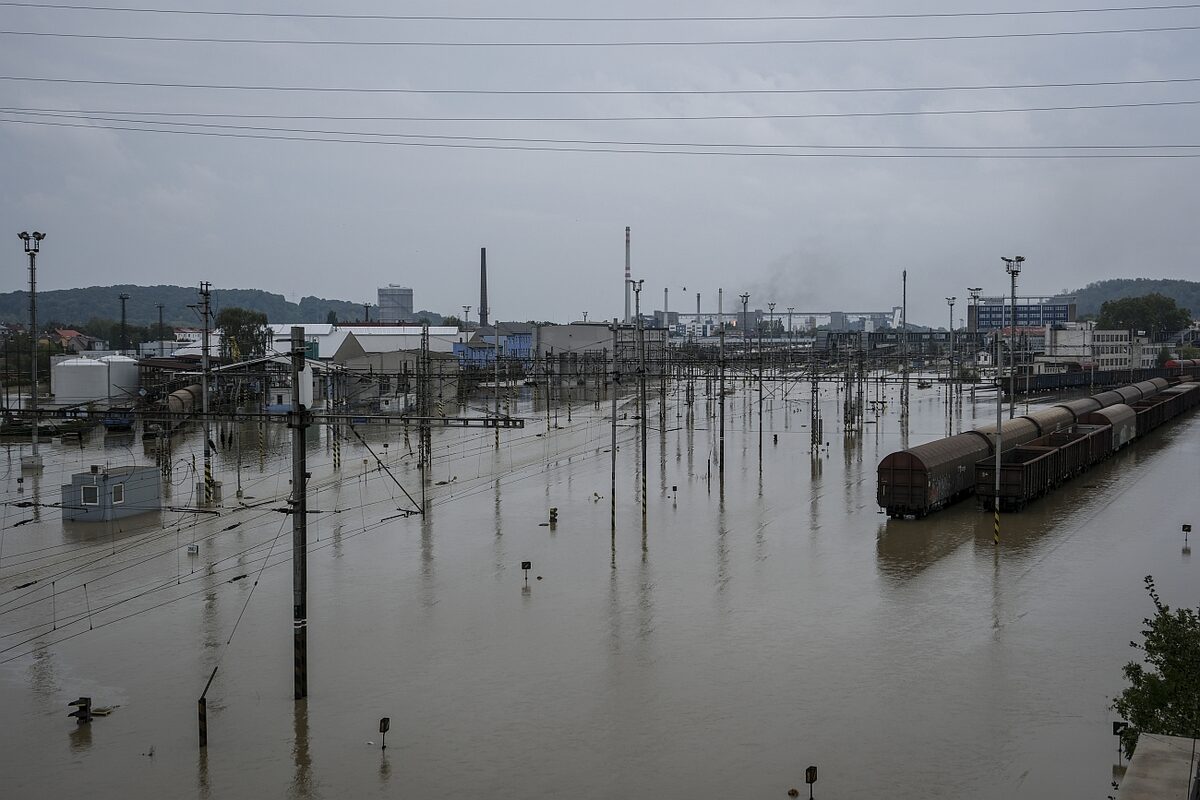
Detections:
[878, 375, 1198, 518]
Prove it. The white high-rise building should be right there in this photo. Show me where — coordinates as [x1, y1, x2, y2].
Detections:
[378, 285, 414, 323]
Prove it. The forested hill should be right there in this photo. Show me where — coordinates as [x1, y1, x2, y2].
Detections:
[1069, 278, 1200, 317]
[0, 285, 442, 327]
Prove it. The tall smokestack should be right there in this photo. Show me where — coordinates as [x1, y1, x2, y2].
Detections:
[718, 288, 723, 327]
[624, 226, 631, 324]
[664, 287, 668, 321]
[696, 292, 700, 316]
[479, 247, 489, 327]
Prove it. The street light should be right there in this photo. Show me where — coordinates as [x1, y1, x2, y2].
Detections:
[18, 231, 45, 467]
[946, 296, 956, 393]
[119, 292, 131, 353]
[462, 305, 471, 331]
[739, 293, 750, 340]
[967, 287, 981, 398]
[1001, 256, 1025, 419]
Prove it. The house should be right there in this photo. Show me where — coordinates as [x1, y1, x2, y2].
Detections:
[62, 465, 160, 522]
[52, 329, 106, 353]
[333, 349, 458, 414]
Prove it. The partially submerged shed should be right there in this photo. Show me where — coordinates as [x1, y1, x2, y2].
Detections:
[62, 465, 160, 522]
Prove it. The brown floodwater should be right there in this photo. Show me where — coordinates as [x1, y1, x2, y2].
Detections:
[1, 377, 1196, 799]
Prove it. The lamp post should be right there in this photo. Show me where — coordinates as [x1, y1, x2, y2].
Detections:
[967, 287, 981, 399]
[363, 303, 371, 323]
[462, 305, 471, 331]
[156, 303, 165, 357]
[18, 231, 45, 467]
[1001, 256, 1025, 419]
[787, 306, 795, 347]
[739, 293, 750, 341]
[118, 293, 131, 353]
[946, 296, 956, 394]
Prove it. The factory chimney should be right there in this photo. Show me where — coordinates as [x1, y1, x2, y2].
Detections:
[624, 227, 631, 324]
[479, 247, 489, 327]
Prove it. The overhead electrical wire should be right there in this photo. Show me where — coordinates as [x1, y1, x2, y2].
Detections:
[4, 2, 1200, 22]
[4, 24, 1200, 46]
[5, 98, 1200, 122]
[4, 116, 1200, 158]
[4, 73, 1199, 95]
[3, 108, 1198, 151]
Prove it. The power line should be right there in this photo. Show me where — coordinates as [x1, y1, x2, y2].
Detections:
[5, 98, 1200, 122]
[5, 2, 1200, 22]
[5, 108, 1199, 151]
[4, 73, 1199, 95]
[3, 24, 1200, 47]
[6, 115, 1200, 158]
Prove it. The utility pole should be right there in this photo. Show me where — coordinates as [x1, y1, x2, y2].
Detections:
[624, 227, 632, 325]
[967, 287, 981, 400]
[739, 293, 750, 343]
[18, 231, 45, 469]
[633, 280, 646, 526]
[118, 293, 131, 353]
[494, 318, 500, 450]
[946, 296, 956, 398]
[901, 270, 908, 410]
[1002, 256, 1025, 419]
[610, 320, 618, 532]
[157, 303, 165, 357]
[198, 282, 214, 504]
[288, 326, 310, 699]
[718, 317, 726, 487]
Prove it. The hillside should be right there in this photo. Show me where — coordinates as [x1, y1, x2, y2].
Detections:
[1068, 278, 1200, 317]
[0, 285, 443, 327]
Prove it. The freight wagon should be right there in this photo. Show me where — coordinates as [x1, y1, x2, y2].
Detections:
[878, 378, 1198, 518]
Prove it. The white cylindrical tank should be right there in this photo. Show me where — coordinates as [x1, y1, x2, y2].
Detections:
[52, 358, 108, 404]
[99, 355, 139, 402]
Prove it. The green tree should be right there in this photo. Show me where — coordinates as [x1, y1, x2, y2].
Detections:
[1097, 293, 1192, 336]
[1112, 576, 1200, 758]
[325, 310, 338, 325]
[441, 315, 462, 329]
[1156, 347, 1173, 367]
[216, 307, 269, 361]
[1181, 345, 1200, 360]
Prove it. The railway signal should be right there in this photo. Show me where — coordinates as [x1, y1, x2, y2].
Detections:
[68, 696, 92, 725]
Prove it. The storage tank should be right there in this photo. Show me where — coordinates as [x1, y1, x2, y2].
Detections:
[51, 357, 108, 404]
[99, 355, 139, 402]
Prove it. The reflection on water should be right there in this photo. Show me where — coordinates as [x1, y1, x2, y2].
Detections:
[1, 384, 1196, 799]
[289, 700, 313, 800]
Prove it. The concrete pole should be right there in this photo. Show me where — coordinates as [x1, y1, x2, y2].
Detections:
[200, 282, 213, 504]
[26, 242, 40, 461]
[624, 227, 631, 325]
[289, 326, 309, 699]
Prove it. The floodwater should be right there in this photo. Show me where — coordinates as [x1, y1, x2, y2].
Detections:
[0, 376, 1196, 799]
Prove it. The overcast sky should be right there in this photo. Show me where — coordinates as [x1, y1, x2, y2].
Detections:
[2, 1, 1199, 327]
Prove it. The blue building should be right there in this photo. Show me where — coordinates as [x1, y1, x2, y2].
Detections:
[454, 323, 535, 368]
[969, 298, 1075, 331]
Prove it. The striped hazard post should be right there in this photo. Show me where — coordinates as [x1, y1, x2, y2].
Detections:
[994, 507, 1001, 546]
[332, 422, 341, 470]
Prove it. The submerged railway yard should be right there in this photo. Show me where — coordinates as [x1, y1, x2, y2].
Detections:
[1, 358, 1197, 799]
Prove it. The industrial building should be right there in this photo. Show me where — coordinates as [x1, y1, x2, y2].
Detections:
[968, 297, 1076, 331]
[377, 285, 414, 323]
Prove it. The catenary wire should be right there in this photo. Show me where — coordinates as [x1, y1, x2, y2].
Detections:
[6, 116, 1200, 158]
[4, 24, 1200, 46]
[4, 2, 1200, 22]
